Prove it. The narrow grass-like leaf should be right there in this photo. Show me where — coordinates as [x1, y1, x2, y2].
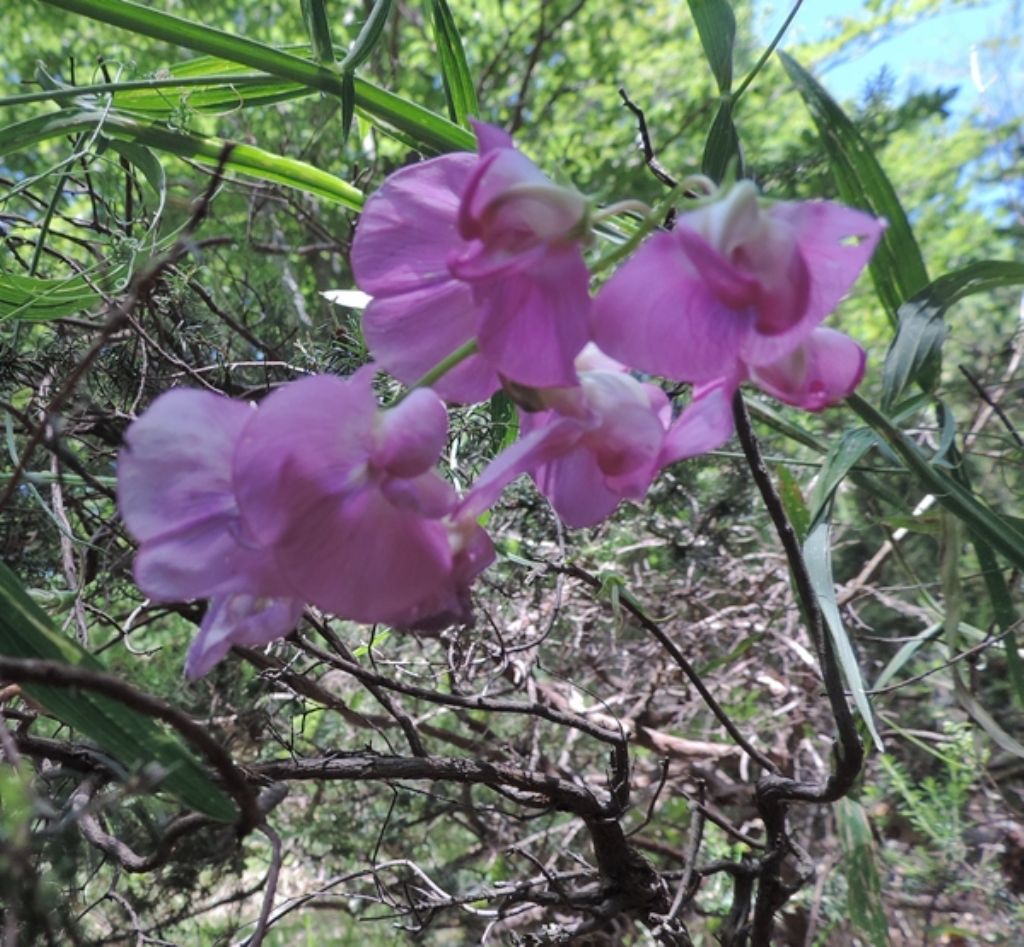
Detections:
[0, 110, 364, 210]
[0, 562, 236, 820]
[37, 0, 474, 152]
[775, 465, 810, 543]
[941, 514, 1024, 758]
[0, 273, 103, 322]
[971, 540, 1024, 707]
[808, 427, 879, 524]
[340, 0, 393, 72]
[836, 798, 890, 947]
[488, 392, 519, 455]
[872, 623, 942, 692]
[848, 393, 1024, 571]
[301, 0, 335, 64]
[882, 261, 1024, 409]
[805, 517, 884, 749]
[686, 0, 736, 93]
[428, 0, 479, 127]
[102, 138, 168, 230]
[780, 51, 929, 326]
[701, 99, 743, 183]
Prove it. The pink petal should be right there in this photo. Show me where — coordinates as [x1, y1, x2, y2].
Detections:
[458, 148, 550, 239]
[475, 246, 590, 388]
[351, 153, 477, 296]
[460, 416, 584, 519]
[361, 280, 500, 403]
[535, 448, 623, 528]
[390, 520, 495, 632]
[380, 469, 456, 518]
[184, 594, 303, 679]
[750, 327, 866, 412]
[660, 377, 739, 464]
[741, 201, 885, 367]
[372, 388, 449, 478]
[271, 485, 453, 625]
[118, 389, 253, 542]
[234, 371, 377, 545]
[132, 514, 276, 602]
[591, 232, 753, 384]
[578, 373, 666, 479]
[470, 119, 514, 154]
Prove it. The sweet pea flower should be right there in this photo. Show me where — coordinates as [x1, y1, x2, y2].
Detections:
[352, 121, 591, 402]
[118, 390, 303, 679]
[463, 347, 676, 528]
[232, 368, 494, 628]
[591, 180, 884, 457]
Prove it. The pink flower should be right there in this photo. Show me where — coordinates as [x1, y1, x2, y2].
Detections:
[118, 373, 495, 677]
[117, 390, 303, 678]
[463, 347, 675, 528]
[591, 181, 884, 458]
[232, 368, 494, 628]
[352, 121, 591, 402]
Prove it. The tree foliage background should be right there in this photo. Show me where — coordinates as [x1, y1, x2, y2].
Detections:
[2, 0, 1024, 944]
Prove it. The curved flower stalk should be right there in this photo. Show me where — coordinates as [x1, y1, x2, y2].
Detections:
[352, 121, 591, 402]
[118, 371, 494, 677]
[591, 180, 885, 456]
[118, 390, 304, 679]
[463, 347, 677, 528]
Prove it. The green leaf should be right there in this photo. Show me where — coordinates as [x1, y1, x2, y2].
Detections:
[686, 0, 736, 93]
[101, 138, 168, 232]
[808, 427, 879, 524]
[0, 110, 364, 210]
[701, 98, 743, 183]
[972, 540, 1024, 709]
[775, 465, 810, 543]
[340, 0, 393, 73]
[428, 0, 479, 127]
[301, 0, 335, 64]
[872, 623, 942, 692]
[882, 261, 1024, 409]
[488, 392, 519, 455]
[0, 273, 105, 322]
[0, 562, 236, 821]
[780, 51, 929, 326]
[941, 513, 1024, 759]
[848, 394, 1024, 572]
[836, 798, 890, 947]
[805, 518, 884, 750]
[37, 0, 474, 153]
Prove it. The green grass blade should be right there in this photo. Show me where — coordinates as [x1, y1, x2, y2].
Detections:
[836, 798, 890, 947]
[848, 393, 1024, 571]
[37, 0, 473, 152]
[301, 0, 335, 64]
[0, 109, 364, 210]
[686, 0, 736, 93]
[780, 51, 929, 326]
[972, 540, 1024, 708]
[0, 562, 236, 821]
[0, 273, 104, 322]
[805, 517, 884, 750]
[428, 0, 479, 127]
[882, 261, 1024, 410]
[339, 0, 392, 73]
[701, 99, 743, 183]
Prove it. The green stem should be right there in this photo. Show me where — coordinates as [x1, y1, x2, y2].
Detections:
[733, 0, 806, 105]
[0, 74, 275, 109]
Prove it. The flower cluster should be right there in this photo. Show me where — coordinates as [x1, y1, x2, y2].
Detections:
[119, 121, 884, 675]
[118, 369, 492, 677]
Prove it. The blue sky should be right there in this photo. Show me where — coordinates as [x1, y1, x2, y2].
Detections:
[756, 0, 1017, 116]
